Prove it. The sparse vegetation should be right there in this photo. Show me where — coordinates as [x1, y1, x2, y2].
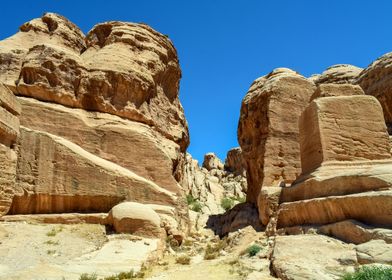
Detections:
[175, 254, 191, 265]
[204, 239, 227, 260]
[44, 240, 59, 245]
[46, 249, 56, 255]
[79, 269, 145, 280]
[221, 197, 235, 211]
[236, 196, 246, 203]
[246, 244, 262, 257]
[79, 274, 97, 280]
[186, 194, 203, 212]
[342, 265, 392, 280]
[46, 226, 63, 237]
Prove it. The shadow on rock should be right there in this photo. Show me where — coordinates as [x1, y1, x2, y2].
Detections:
[206, 202, 263, 237]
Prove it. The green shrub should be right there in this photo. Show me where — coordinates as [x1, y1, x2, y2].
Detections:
[247, 244, 261, 257]
[191, 201, 203, 212]
[342, 265, 392, 280]
[186, 194, 196, 205]
[236, 196, 246, 203]
[79, 273, 97, 280]
[176, 254, 191, 265]
[221, 197, 235, 211]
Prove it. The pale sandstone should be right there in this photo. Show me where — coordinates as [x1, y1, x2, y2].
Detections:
[357, 52, 392, 133]
[0, 84, 21, 116]
[11, 127, 177, 214]
[0, 13, 188, 150]
[18, 97, 181, 194]
[315, 64, 362, 85]
[277, 189, 392, 228]
[238, 68, 315, 203]
[108, 202, 162, 238]
[272, 234, 357, 280]
[202, 153, 224, 171]
[299, 96, 390, 175]
[356, 240, 392, 265]
[0, 144, 17, 216]
[310, 83, 364, 101]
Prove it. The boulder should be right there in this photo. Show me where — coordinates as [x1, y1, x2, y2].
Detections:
[272, 234, 357, 280]
[238, 68, 315, 203]
[314, 64, 362, 85]
[202, 153, 224, 171]
[357, 52, 392, 134]
[224, 147, 245, 176]
[257, 187, 281, 226]
[356, 240, 392, 265]
[108, 202, 162, 238]
[298, 95, 390, 175]
[0, 13, 188, 150]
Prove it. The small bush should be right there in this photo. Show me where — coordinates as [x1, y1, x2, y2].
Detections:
[176, 254, 191, 265]
[236, 196, 246, 203]
[247, 244, 261, 257]
[186, 194, 196, 205]
[191, 201, 203, 212]
[44, 240, 59, 245]
[204, 239, 227, 260]
[47, 249, 56, 255]
[186, 194, 203, 212]
[79, 273, 97, 280]
[221, 197, 235, 211]
[46, 226, 63, 237]
[342, 265, 392, 280]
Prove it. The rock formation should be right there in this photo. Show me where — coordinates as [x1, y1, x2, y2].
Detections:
[224, 147, 245, 176]
[238, 68, 315, 203]
[357, 52, 392, 134]
[0, 84, 20, 215]
[312, 64, 363, 85]
[0, 13, 189, 237]
[278, 95, 392, 229]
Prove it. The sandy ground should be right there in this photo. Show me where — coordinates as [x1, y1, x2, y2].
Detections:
[0, 222, 158, 280]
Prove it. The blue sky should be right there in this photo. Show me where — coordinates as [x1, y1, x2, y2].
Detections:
[0, 1, 391, 162]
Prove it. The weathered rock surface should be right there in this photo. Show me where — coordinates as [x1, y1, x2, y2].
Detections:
[238, 68, 315, 203]
[11, 127, 177, 214]
[0, 13, 188, 149]
[272, 234, 357, 280]
[318, 220, 392, 245]
[108, 202, 162, 238]
[299, 95, 390, 175]
[310, 83, 364, 101]
[314, 64, 363, 85]
[202, 153, 224, 171]
[356, 240, 392, 265]
[224, 147, 245, 176]
[357, 52, 392, 133]
[18, 97, 182, 195]
[0, 85, 20, 216]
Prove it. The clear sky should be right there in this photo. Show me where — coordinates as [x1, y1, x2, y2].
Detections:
[0, 1, 391, 162]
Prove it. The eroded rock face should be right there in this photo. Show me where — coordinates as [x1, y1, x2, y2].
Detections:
[0, 85, 20, 216]
[12, 127, 177, 214]
[0, 13, 188, 149]
[314, 64, 363, 85]
[202, 153, 224, 171]
[278, 95, 392, 229]
[238, 68, 315, 203]
[310, 83, 364, 101]
[357, 52, 392, 134]
[224, 147, 245, 176]
[0, 14, 190, 236]
[299, 95, 391, 175]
